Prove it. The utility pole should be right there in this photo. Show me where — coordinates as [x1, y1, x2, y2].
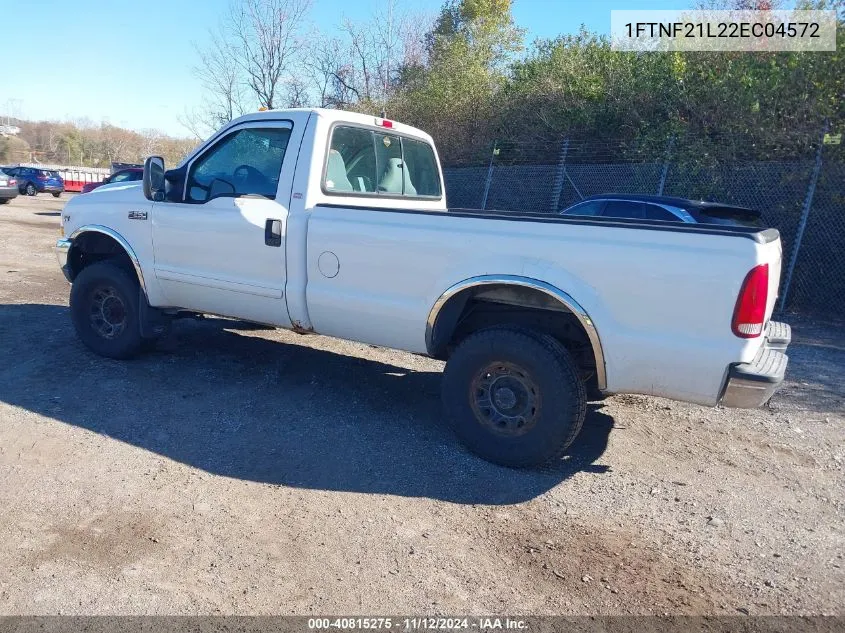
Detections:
[779, 121, 828, 312]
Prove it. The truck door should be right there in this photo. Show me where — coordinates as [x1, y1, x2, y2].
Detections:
[151, 121, 297, 327]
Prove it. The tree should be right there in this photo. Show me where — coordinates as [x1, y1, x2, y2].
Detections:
[305, 35, 359, 108]
[390, 0, 524, 163]
[185, 0, 310, 137]
[230, 0, 311, 109]
[183, 27, 247, 138]
[304, 0, 429, 112]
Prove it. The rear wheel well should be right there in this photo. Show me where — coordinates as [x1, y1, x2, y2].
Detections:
[429, 284, 599, 383]
[68, 232, 136, 283]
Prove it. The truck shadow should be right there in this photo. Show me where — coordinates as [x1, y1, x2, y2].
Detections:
[0, 303, 614, 505]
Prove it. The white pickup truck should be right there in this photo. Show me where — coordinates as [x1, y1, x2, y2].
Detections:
[55, 108, 790, 467]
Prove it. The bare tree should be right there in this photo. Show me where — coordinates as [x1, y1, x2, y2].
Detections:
[333, 1, 431, 109]
[229, 0, 311, 109]
[305, 35, 359, 108]
[197, 28, 246, 125]
[183, 0, 310, 139]
[139, 129, 165, 160]
[99, 124, 132, 164]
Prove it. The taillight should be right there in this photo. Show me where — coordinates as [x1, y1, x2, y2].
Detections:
[732, 264, 769, 338]
[8, 179, 15, 185]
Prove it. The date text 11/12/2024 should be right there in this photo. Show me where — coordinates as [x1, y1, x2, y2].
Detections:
[307, 617, 528, 630]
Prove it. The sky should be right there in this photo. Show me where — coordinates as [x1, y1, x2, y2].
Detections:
[0, 0, 691, 137]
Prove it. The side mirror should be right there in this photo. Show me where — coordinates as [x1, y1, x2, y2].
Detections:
[143, 156, 166, 201]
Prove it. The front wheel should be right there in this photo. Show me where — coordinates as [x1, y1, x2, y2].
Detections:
[442, 327, 587, 468]
[25, 183, 37, 196]
[70, 261, 144, 359]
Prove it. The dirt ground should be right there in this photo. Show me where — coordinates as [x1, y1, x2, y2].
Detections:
[0, 194, 842, 616]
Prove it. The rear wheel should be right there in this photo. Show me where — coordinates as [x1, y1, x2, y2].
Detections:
[52, 192, 61, 198]
[0, 199, 9, 205]
[70, 261, 144, 359]
[442, 326, 586, 468]
[25, 183, 36, 196]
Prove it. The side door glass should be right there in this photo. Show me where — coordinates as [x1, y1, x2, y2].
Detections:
[643, 203, 682, 222]
[601, 201, 644, 219]
[110, 170, 133, 183]
[185, 127, 291, 203]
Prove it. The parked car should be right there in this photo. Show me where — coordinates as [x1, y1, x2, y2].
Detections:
[81, 168, 144, 193]
[4, 166, 64, 197]
[54, 108, 789, 467]
[560, 194, 764, 227]
[0, 168, 19, 204]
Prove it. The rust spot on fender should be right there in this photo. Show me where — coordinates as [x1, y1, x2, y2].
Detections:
[291, 320, 315, 334]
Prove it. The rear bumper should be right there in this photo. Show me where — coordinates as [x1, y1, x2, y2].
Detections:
[41, 184, 64, 193]
[719, 321, 790, 408]
[0, 186, 18, 199]
[765, 320, 791, 351]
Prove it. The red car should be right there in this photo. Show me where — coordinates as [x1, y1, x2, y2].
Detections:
[81, 168, 143, 193]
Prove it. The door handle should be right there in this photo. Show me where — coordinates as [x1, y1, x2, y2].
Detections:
[265, 219, 282, 247]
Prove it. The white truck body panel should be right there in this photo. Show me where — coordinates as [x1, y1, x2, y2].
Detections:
[59, 108, 787, 409]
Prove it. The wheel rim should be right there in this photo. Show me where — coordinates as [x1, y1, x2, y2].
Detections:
[89, 286, 127, 339]
[470, 361, 541, 437]
[26, 184, 35, 195]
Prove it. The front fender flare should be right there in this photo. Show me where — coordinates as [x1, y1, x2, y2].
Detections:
[68, 224, 148, 298]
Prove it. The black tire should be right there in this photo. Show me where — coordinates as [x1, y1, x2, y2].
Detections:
[70, 261, 144, 359]
[442, 327, 587, 468]
[52, 192, 61, 198]
[0, 199, 9, 204]
[25, 183, 37, 196]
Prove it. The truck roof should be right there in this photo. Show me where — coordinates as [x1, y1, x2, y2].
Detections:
[228, 108, 436, 145]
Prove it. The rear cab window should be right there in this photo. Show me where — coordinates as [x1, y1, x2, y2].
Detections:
[324, 125, 441, 199]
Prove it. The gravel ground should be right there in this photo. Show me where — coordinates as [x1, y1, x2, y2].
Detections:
[0, 194, 842, 615]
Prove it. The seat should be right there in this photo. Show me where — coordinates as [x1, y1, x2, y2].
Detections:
[378, 158, 416, 196]
[325, 150, 353, 192]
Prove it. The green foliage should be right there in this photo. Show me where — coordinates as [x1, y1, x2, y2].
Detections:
[391, 0, 524, 164]
[0, 135, 31, 164]
[381, 1, 844, 166]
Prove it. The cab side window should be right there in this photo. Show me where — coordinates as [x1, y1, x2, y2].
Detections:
[185, 127, 291, 203]
[324, 125, 442, 198]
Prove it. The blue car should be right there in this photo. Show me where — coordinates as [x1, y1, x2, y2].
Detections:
[3, 166, 65, 197]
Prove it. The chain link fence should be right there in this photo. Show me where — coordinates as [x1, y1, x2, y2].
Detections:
[442, 133, 844, 318]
